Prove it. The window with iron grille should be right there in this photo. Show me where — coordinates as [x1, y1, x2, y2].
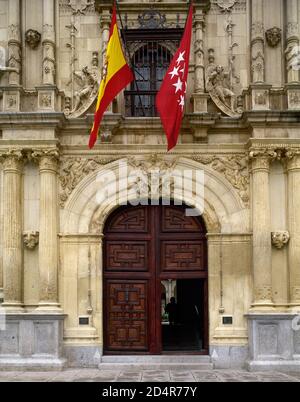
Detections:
[123, 28, 183, 117]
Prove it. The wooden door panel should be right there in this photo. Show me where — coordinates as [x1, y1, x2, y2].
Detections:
[105, 281, 148, 351]
[161, 206, 205, 233]
[106, 241, 149, 272]
[161, 241, 206, 271]
[106, 206, 149, 233]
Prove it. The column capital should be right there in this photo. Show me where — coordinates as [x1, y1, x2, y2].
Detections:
[31, 148, 60, 172]
[249, 149, 275, 171]
[0, 149, 24, 172]
[286, 149, 300, 170]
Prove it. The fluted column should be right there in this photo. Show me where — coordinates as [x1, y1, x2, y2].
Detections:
[34, 150, 60, 311]
[194, 10, 205, 93]
[251, 0, 265, 83]
[42, 0, 56, 85]
[286, 150, 300, 310]
[286, 0, 299, 84]
[250, 151, 273, 309]
[0, 150, 24, 311]
[8, 0, 21, 85]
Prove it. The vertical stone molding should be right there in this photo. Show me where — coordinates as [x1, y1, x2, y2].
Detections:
[0, 150, 24, 310]
[42, 0, 56, 85]
[251, 1, 265, 84]
[249, 150, 273, 309]
[286, 150, 300, 310]
[194, 10, 205, 93]
[285, 0, 299, 84]
[32, 149, 60, 311]
[8, 0, 22, 86]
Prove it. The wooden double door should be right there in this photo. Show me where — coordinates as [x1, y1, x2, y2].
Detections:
[103, 204, 208, 354]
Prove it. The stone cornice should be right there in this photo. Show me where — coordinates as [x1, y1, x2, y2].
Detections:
[243, 111, 300, 127]
[0, 112, 66, 130]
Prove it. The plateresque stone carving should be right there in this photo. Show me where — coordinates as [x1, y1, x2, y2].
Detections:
[271, 231, 290, 250]
[205, 49, 241, 118]
[265, 27, 282, 48]
[23, 231, 39, 250]
[25, 29, 42, 49]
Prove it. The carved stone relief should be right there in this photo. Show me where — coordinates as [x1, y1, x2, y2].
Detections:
[192, 154, 250, 206]
[271, 231, 290, 250]
[25, 30, 42, 49]
[23, 231, 39, 250]
[205, 49, 241, 118]
[265, 27, 282, 48]
[59, 156, 121, 207]
[288, 90, 300, 110]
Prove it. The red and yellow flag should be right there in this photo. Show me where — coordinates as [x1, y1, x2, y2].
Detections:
[89, 2, 134, 149]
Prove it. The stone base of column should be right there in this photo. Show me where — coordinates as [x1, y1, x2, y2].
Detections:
[289, 304, 300, 313]
[36, 85, 59, 112]
[35, 302, 63, 314]
[286, 83, 300, 110]
[0, 313, 66, 370]
[250, 84, 272, 111]
[246, 314, 300, 372]
[1, 86, 23, 112]
[249, 303, 275, 313]
[191, 92, 210, 113]
[1, 303, 24, 314]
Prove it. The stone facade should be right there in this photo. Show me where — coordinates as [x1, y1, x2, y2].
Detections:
[0, 0, 300, 371]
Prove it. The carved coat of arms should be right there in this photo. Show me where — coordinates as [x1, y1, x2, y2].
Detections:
[214, 0, 238, 12]
[68, 0, 94, 14]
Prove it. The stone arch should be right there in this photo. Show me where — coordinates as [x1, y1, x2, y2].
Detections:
[62, 158, 249, 235]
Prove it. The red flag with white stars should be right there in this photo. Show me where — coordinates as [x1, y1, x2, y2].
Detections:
[156, 4, 193, 151]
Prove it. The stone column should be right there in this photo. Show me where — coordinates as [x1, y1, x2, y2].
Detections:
[8, 0, 21, 86]
[0, 150, 24, 311]
[194, 10, 205, 93]
[42, 0, 56, 86]
[251, 0, 265, 84]
[34, 149, 60, 311]
[286, 151, 300, 310]
[250, 151, 273, 309]
[286, 0, 299, 84]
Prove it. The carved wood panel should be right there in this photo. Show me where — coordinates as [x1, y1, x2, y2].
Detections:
[105, 281, 148, 351]
[161, 206, 205, 233]
[161, 241, 205, 271]
[106, 206, 149, 233]
[106, 241, 148, 272]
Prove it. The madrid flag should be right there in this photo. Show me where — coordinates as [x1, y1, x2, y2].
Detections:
[89, 2, 134, 148]
[156, 4, 193, 151]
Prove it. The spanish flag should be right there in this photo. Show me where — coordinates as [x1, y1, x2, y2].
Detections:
[89, 2, 134, 148]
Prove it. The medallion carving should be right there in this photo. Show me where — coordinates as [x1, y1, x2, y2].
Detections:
[271, 231, 290, 250]
[265, 27, 282, 48]
[23, 231, 39, 250]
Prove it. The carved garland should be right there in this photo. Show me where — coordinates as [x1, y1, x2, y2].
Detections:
[192, 153, 250, 206]
[59, 156, 122, 207]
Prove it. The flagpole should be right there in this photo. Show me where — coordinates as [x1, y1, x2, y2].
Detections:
[115, 0, 146, 117]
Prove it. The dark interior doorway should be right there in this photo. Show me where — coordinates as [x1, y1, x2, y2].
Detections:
[162, 279, 205, 352]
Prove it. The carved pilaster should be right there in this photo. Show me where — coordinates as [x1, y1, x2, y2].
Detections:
[249, 149, 273, 309]
[251, 0, 265, 85]
[0, 150, 24, 311]
[194, 10, 205, 93]
[285, 0, 300, 84]
[8, 0, 21, 86]
[42, 0, 56, 86]
[286, 150, 300, 310]
[32, 149, 60, 311]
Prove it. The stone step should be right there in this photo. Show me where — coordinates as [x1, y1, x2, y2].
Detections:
[101, 355, 211, 364]
[99, 355, 213, 370]
[99, 362, 214, 371]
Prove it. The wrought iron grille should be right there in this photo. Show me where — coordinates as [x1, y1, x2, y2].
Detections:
[122, 28, 183, 117]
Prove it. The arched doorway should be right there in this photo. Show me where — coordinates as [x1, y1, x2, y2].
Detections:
[103, 204, 208, 355]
